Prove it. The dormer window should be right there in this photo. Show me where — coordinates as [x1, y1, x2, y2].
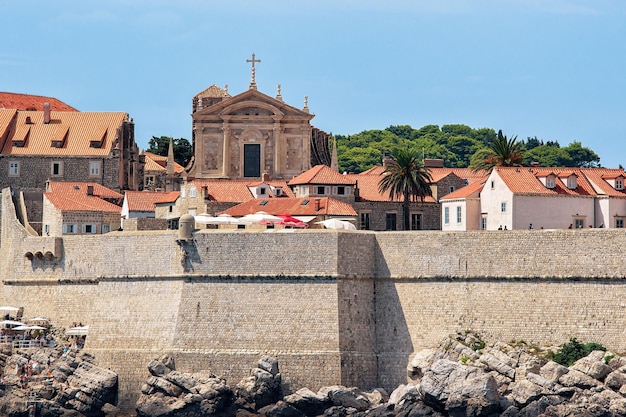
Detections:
[566, 175, 577, 190]
[546, 176, 555, 189]
[616, 178, 624, 190]
[259, 187, 267, 195]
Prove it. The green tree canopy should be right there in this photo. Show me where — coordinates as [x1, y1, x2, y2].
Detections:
[146, 136, 193, 167]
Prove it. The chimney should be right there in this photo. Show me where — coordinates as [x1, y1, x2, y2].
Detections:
[25, 116, 32, 124]
[262, 172, 270, 182]
[87, 185, 94, 196]
[43, 102, 51, 124]
[314, 198, 321, 211]
[382, 150, 392, 167]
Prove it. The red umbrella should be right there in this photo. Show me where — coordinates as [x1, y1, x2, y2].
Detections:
[276, 214, 309, 228]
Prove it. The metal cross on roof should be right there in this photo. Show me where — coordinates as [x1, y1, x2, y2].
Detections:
[246, 53, 261, 90]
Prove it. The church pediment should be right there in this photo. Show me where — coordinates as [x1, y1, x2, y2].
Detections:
[193, 88, 313, 120]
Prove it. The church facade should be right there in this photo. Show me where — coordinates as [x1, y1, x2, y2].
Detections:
[187, 58, 331, 181]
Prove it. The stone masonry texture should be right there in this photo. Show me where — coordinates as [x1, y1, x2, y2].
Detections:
[3, 189, 626, 411]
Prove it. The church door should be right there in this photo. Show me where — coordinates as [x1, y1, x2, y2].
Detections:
[243, 144, 261, 177]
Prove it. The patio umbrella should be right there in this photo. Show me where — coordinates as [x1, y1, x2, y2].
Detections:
[198, 214, 240, 225]
[240, 211, 282, 224]
[66, 326, 89, 336]
[0, 320, 25, 327]
[0, 306, 19, 312]
[315, 219, 357, 230]
[276, 214, 309, 228]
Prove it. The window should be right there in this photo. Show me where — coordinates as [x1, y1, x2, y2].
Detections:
[337, 186, 346, 195]
[51, 161, 63, 176]
[181, 188, 186, 198]
[62, 224, 77, 234]
[575, 218, 584, 229]
[169, 206, 173, 213]
[145, 175, 155, 187]
[316, 186, 326, 195]
[501, 202, 507, 213]
[616, 218, 624, 229]
[490, 181, 495, 189]
[83, 224, 96, 234]
[567, 177, 577, 189]
[188, 209, 196, 217]
[259, 187, 266, 195]
[189, 188, 197, 198]
[456, 206, 462, 223]
[411, 213, 422, 230]
[102, 224, 110, 234]
[385, 212, 397, 231]
[444, 207, 449, 224]
[360, 212, 371, 230]
[9, 161, 19, 176]
[481, 216, 487, 230]
[546, 176, 555, 188]
[449, 186, 455, 193]
[617, 179, 624, 190]
[89, 161, 101, 177]
[44, 225, 50, 235]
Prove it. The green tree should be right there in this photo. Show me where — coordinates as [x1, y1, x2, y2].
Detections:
[378, 147, 433, 231]
[524, 145, 572, 167]
[473, 130, 524, 172]
[563, 141, 600, 168]
[147, 136, 193, 166]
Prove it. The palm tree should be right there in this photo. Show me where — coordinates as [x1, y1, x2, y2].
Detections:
[472, 130, 523, 172]
[378, 147, 433, 231]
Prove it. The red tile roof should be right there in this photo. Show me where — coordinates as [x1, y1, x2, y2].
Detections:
[45, 182, 122, 212]
[494, 167, 626, 197]
[190, 179, 295, 203]
[155, 191, 180, 204]
[220, 197, 357, 217]
[289, 165, 356, 186]
[358, 166, 487, 185]
[440, 180, 485, 200]
[125, 191, 170, 212]
[1, 111, 128, 156]
[0, 92, 77, 112]
[143, 152, 185, 173]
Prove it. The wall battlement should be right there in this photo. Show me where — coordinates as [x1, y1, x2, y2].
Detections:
[2, 189, 626, 411]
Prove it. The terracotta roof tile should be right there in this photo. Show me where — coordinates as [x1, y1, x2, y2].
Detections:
[440, 181, 485, 200]
[190, 179, 294, 203]
[155, 191, 180, 204]
[0, 92, 77, 111]
[194, 85, 230, 99]
[494, 167, 626, 197]
[143, 152, 185, 173]
[125, 191, 170, 212]
[289, 165, 356, 185]
[45, 181, 122, 212]
[220, 197, 357, 217]
[1, 111, 128, 156]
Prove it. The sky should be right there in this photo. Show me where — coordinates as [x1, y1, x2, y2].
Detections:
[2, 0, 625, 168]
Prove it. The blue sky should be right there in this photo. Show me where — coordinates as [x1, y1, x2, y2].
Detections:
[2, 1, 625, 168]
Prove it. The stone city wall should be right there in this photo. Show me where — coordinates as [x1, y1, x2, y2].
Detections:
[4, 189, 626, 411]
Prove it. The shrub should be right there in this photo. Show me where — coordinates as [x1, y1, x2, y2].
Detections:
[549, 338, 606, 367]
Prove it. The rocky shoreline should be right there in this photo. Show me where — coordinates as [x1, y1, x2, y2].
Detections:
[3, 332, 626, 416]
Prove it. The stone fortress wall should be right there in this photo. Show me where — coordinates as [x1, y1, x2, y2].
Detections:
[2, 190, 626, 411]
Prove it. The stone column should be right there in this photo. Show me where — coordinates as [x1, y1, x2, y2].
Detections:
[273, 119, 284, 177]
[222, 123, 230, 178]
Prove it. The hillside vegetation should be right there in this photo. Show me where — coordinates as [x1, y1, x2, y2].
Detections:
[335, 124, 600, 174]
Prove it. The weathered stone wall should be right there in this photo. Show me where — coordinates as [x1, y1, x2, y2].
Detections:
[5, 189, 626, 412]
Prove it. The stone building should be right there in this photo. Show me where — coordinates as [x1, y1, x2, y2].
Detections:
[42, 181, 123, 236]
[187, 56, 331, 181]
[0, 102, 143, 193]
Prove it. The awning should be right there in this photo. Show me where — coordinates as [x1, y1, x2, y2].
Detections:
[292, 216, 316, 223]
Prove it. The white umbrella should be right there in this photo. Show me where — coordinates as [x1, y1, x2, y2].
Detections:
[0, 320, 25, 327]
[194, 214, 218, 224]
[240, 212, 282, 224]
[0, 306, 19, 312]
[28, 317, 49, 323]
[316, 219, 355, 230]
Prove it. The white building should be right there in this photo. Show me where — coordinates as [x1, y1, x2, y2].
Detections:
[441, 167, 626, 230]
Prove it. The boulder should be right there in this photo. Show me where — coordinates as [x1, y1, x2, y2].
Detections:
[283, 387, 331, 416]
[571, 351, 612, 381]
